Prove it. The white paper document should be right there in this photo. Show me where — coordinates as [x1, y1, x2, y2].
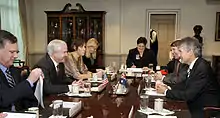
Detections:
[50, 101, 82, 117]
[138, 107, 175, 116]
[34, 76, 45, 108]
[65, 92, 92, 97]
[127, 68, 143, 73]
[3, 112, 36, 118]
[148, 115, 177, 118]
[145, 90, 165, 97]
[68, 101, 82, 117]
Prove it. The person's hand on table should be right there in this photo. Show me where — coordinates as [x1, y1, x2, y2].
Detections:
[142, 67, 149, 71]
[154, 71, 163, 81]
[131, 65, 136, 68]
[0, 113, 7, 118]
[155, 80, 169, 94]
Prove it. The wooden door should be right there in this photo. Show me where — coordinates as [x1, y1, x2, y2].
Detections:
[150, 14, 176, 66]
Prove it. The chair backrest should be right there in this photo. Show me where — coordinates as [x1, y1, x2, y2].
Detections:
[13, 59, 25, 67]
[204, 107, 220, 118]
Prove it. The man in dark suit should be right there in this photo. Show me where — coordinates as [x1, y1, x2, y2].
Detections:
[155, 39, 188, 87]
[126, 37, 157, 70]
[34, 39, 73, 95]
[0, 30, 43, 111]
[156, 37, 220, 118]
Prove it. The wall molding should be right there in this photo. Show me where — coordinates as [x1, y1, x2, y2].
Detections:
[145, 9, 181, 42]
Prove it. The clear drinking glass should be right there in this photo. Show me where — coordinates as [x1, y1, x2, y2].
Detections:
[84, 82, 91, 94]
[139, 94, 149, 111]
[52, 100, 63, 117]
[149, 63, 154, 70]
[71, 84, 79, 94]
[144, 75, 152, 90]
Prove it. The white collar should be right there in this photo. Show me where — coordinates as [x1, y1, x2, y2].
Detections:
[189, 57, 198, 70]
[50, 56, 59, 71]
[179, 59, 182, 63]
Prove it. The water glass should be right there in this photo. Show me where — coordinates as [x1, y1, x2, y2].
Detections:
[93, 73, 98, 81]
[154, 98, 164, 112]
[84, 82, 91, 94]
[139, 94, 149, 111]
[28, 107, 39, 118]
[71, 84, 79, 94]
[144, 75, 152, 90]
[52, 100, 63, 117]
[149, 63, 154, 70]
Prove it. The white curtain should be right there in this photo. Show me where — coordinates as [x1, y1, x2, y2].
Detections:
[0, 0, 24, 61]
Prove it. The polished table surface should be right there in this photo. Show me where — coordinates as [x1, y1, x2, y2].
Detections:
[40, 79, 191, 118]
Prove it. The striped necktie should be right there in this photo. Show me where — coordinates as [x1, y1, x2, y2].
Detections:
[6, 69, 16, 88]
[187, 69, 191, 78]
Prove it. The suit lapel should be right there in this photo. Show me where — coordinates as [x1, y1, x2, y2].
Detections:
[0, 69, 10, 87]
[186, 58, 201, 86]
[46, 54, 59, 81]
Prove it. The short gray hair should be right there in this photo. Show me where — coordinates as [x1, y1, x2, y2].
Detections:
[179, 37, 202, 57]
[47, 39, 66, 55]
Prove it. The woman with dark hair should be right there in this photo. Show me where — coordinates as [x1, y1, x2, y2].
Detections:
[64, 39, 92, 80]
[126, 37, 157, 69]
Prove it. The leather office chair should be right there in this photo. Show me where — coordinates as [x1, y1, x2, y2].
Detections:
[204, 107, 220, 118]
[13, 59, 30, 80]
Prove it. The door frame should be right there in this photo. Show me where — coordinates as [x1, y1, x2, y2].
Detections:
[145, 9, 181, 47]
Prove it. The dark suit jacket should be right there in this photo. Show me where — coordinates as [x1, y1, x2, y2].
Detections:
[126, 48, 157, 69]
[163, 59, 188, 87]
[33, 54, 72, 95]
[166, 58, 176, 73]
[0, 66, 37, 112]
[166, 58, 220, 118]
[82, 53, 104, 73]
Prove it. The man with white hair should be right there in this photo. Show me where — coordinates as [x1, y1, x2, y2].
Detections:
[34, 39, 73, 95]
[156, 37, 220, 118]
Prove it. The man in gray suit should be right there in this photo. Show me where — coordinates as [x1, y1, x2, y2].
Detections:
[156, 37, 220, 118]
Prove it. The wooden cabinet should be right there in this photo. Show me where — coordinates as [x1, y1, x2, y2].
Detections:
[45, 3, 106, 55]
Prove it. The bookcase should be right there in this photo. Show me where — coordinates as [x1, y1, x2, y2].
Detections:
[45, 3, 106, 65]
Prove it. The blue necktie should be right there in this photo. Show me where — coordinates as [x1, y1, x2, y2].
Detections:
[6, 69, 15, 88]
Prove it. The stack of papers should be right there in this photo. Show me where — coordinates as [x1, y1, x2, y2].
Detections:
[91, 78, 109, 92]
[148, 115, 177, 118]
[63, 101, 82, 117]
[65, 92, 92, 97]
[119, 68, 143, 73]
[49, 115, 67, 118]
[127, 68, 143, 73]
[3, 112, 36, 118]
[49, 101, 82, 117]
[145, 90, 165, 97]
[138, 107, 175, 116]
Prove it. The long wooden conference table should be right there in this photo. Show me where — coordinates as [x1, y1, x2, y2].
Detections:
[40, 78, 191, 118]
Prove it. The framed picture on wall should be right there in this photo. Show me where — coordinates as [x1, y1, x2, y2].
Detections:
[215, 12, 220, 41]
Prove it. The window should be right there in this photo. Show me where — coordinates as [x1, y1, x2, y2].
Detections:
[0, 0, 24, 61]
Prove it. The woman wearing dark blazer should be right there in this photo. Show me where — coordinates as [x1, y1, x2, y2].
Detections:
[83, 38, 103, 72]
[126, 37, 157, 69]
